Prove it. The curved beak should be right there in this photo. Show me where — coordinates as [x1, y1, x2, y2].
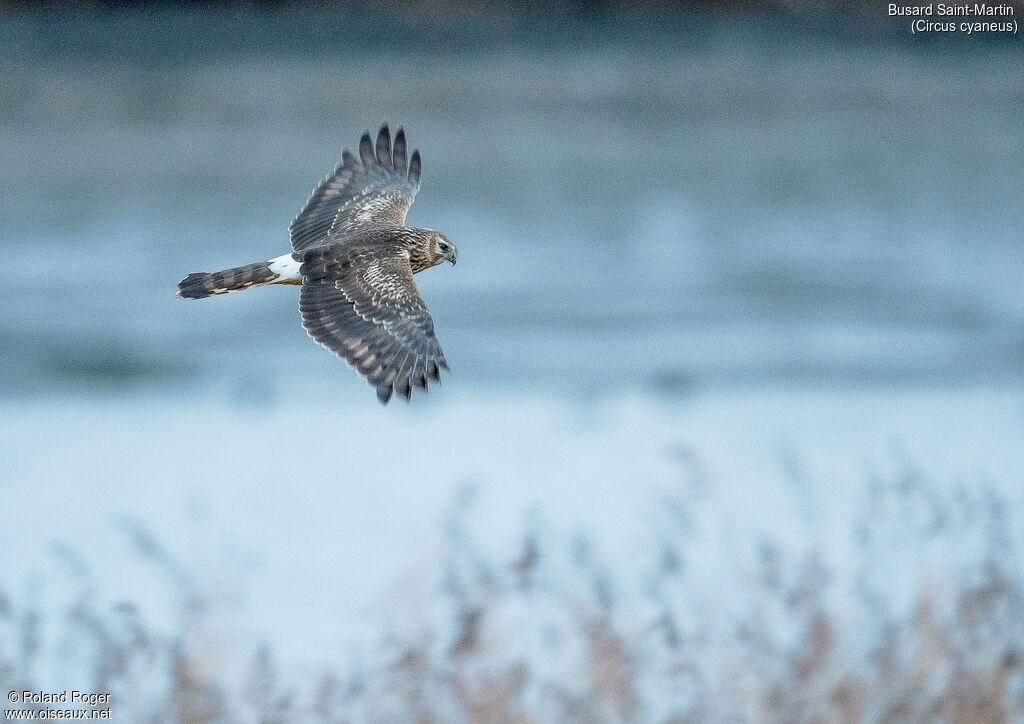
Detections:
[449, 247, 457, 266]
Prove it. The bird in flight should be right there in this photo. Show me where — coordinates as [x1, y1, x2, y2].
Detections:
[177, 124, 456, 404]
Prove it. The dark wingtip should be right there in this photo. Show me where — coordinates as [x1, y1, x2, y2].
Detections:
[376, 382, 393, 404]
[396, 375, 412, 400]
[393, 127, 408, 177]
[376, 123, 392, 169]
[359, 131, 375, 167]
[409, 149, 421, 186]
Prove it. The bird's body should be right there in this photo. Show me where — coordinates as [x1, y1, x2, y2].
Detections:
[177, 125, 457, 403]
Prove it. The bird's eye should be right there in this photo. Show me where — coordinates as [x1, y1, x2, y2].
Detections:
[439, 243, 449, 252]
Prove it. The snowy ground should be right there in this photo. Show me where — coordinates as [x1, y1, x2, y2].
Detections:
[4, 385, 1023, 717]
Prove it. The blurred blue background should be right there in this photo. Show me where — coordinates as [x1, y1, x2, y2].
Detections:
[1, 5, 1023, 721]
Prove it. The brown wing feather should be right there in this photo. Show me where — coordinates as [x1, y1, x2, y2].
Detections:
[299, 243, 448, 403]
[289, 124, 421, 252]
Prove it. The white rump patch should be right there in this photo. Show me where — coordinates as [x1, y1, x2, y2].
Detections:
[268, 253, 302, 282]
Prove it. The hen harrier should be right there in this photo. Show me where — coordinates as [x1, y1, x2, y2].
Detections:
[177, 124, 456, 404]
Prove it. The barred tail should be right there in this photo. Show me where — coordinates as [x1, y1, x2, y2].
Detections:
[177, 261, 279, 299]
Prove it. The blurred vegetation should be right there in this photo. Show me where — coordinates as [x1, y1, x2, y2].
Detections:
[2, 458, 1022, 723]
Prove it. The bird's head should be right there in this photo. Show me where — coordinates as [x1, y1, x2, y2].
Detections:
[430, 232, 457, 267]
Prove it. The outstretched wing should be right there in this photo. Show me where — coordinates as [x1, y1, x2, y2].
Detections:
[290, 124, 423, 252]
[299, 243, 448, 403]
